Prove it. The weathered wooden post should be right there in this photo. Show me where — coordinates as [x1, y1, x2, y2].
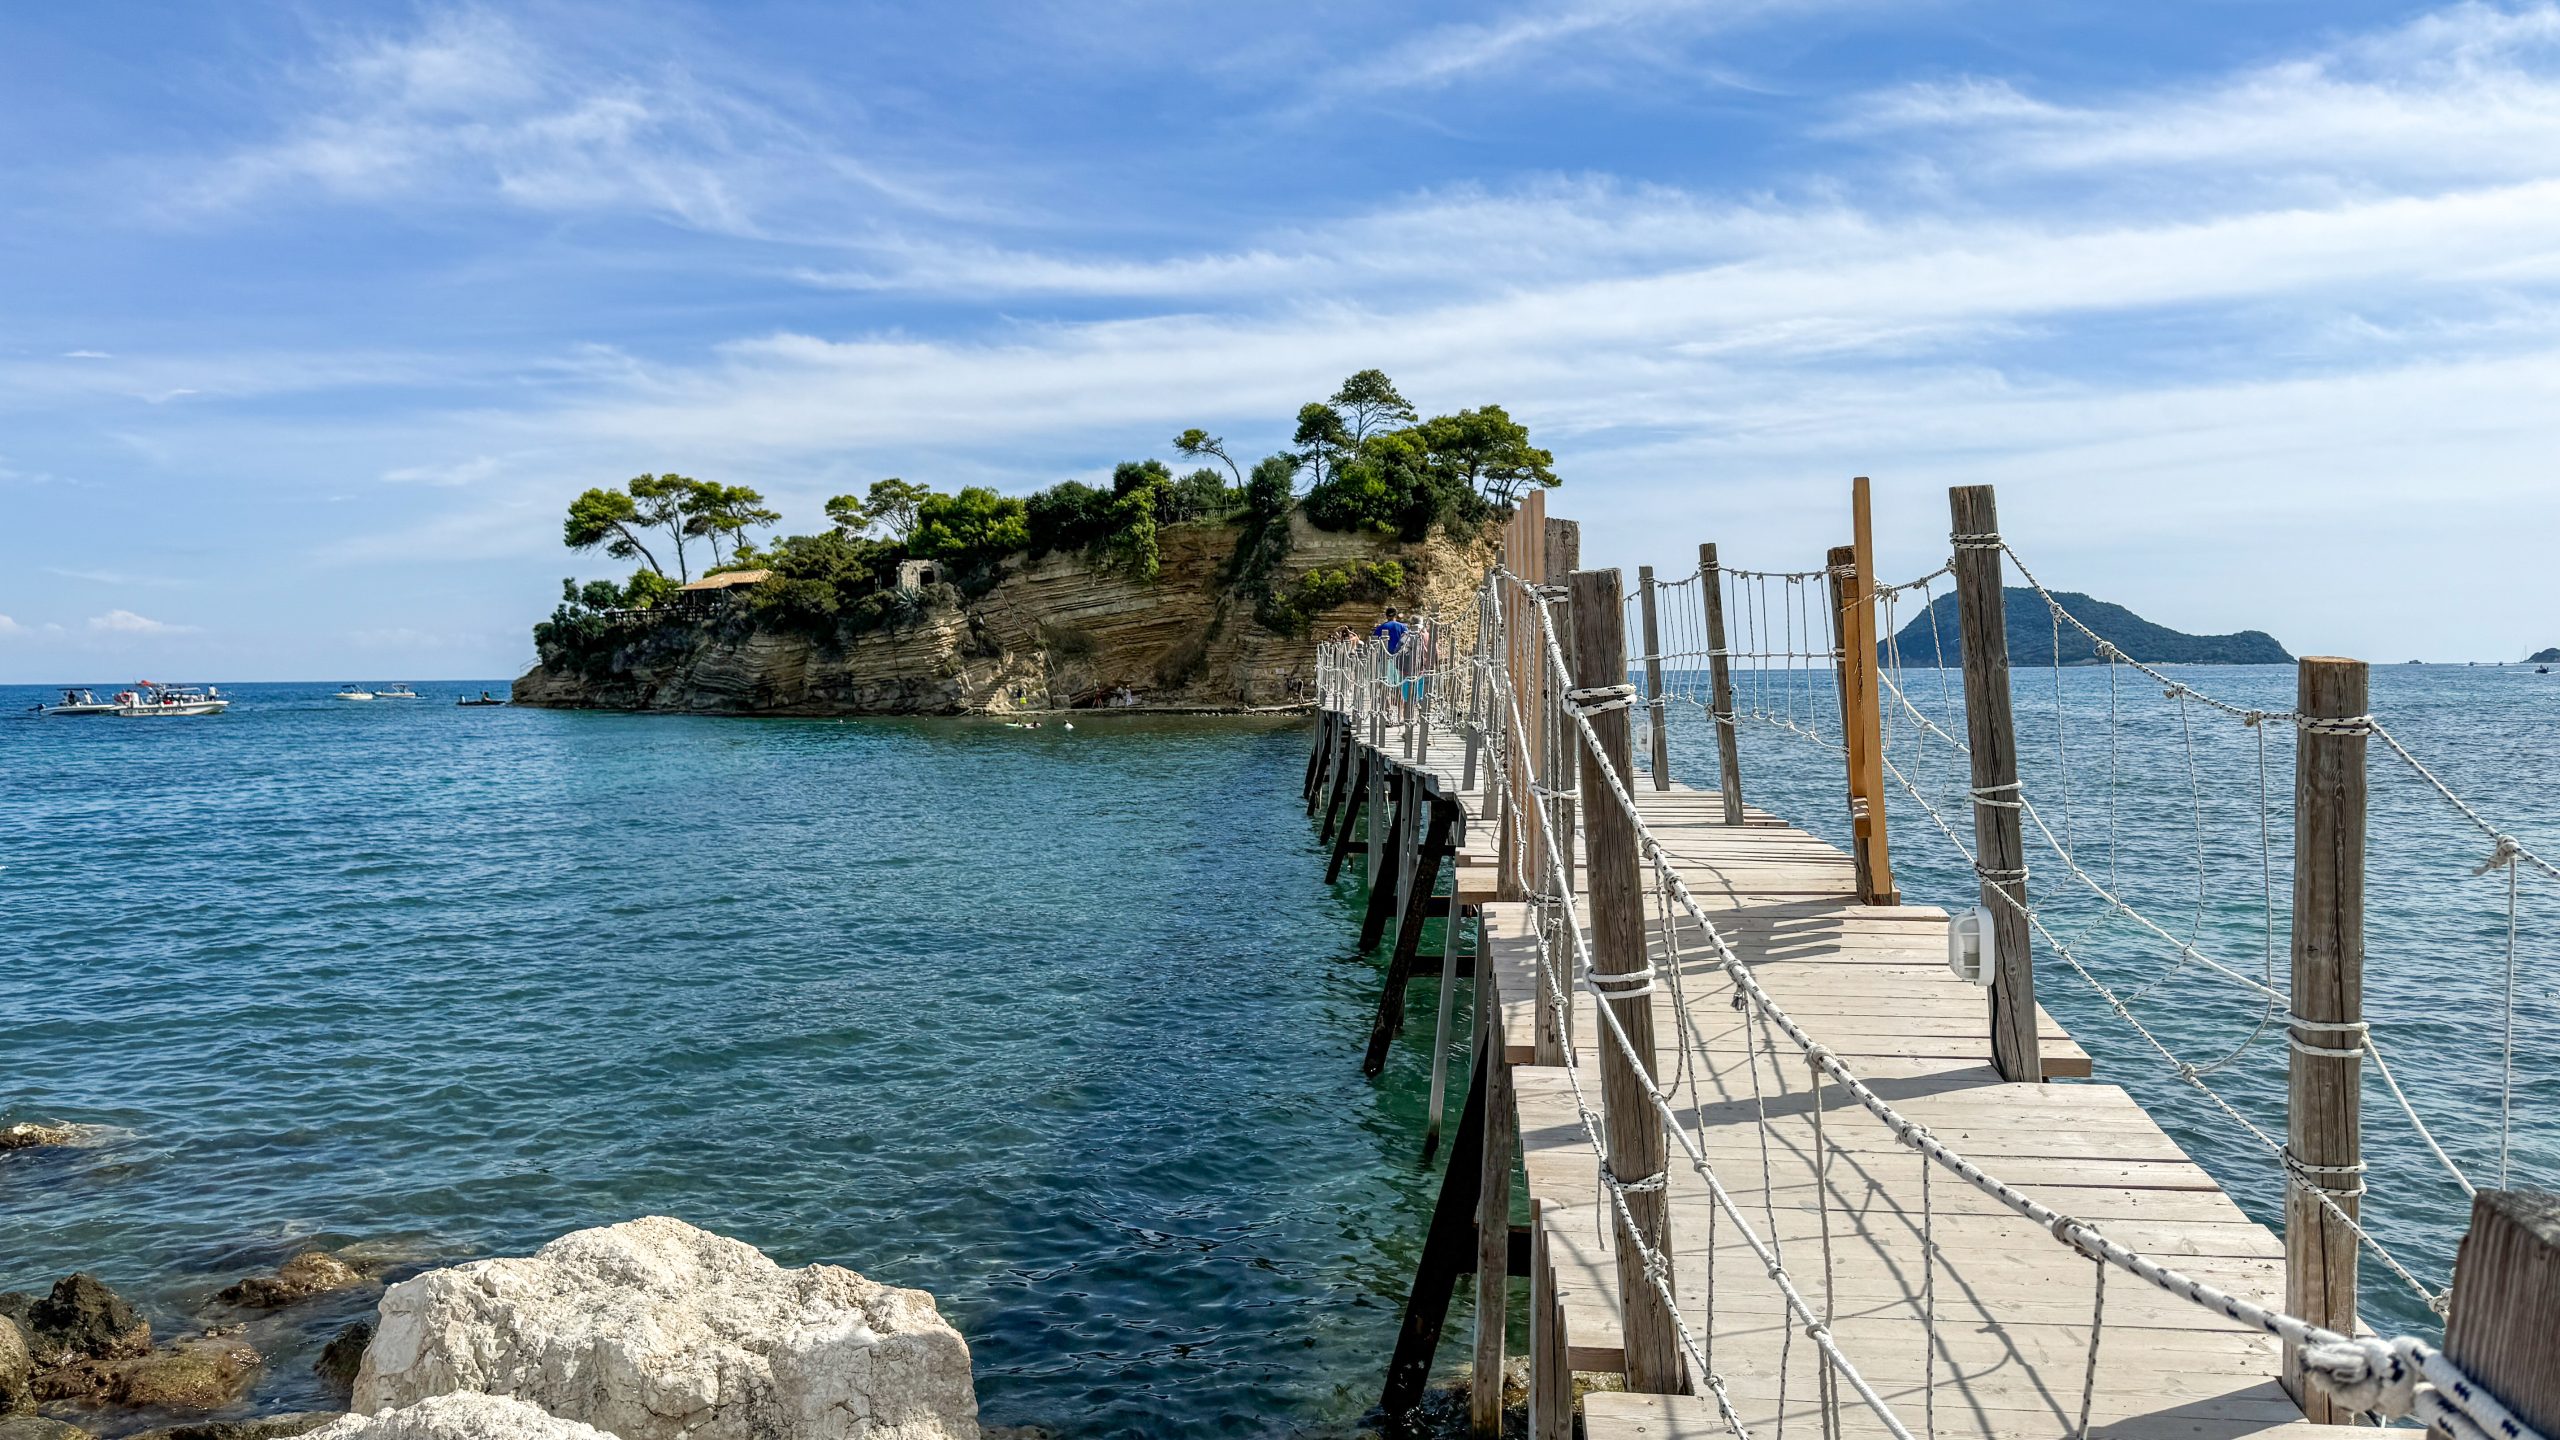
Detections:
[1533, 522, 1583, 1067]
[1948, 485, 2039, 1083]
[1848, 477, 1896, 903]
[1700, 543, 1745, 826]
[2436, 1190, 2560, 1440]
[1471, 963, 1515, 1440]
[1568, 566, 1681, 1395]
[2284, 654, 2368, 1424]
[1638, 565, 1671, 790]
[1463, 590, 1487, 793]
[1826, 546, 1873, 900]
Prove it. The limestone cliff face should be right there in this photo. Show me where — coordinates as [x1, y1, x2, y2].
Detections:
[511, 515, 1494, 714]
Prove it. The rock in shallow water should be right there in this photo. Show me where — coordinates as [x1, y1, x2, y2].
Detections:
[128, 1412, 346, 1440]
[314, 1325, 371, 1397]
[312, 1396, 614, 1440]
[217, 1255, 364, 1311]
[0, 1124, 87, 1153]
[0, 1414, 89, 1440]
[46, 1333, 262, 1410]
[21, 1277, 149, 1368]
[355, 1217, 976, 1440]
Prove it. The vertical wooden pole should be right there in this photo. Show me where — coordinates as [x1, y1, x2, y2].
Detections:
[2436, 1190, 2560, 1440]
[1528, 1211, 1570, 1440]
[1638, 565, 1671, 791]
[1826, 546, 1872, 901]
[2284, 655, 2367, 1424]
[1471, 964, 1515, 1440]
[1568, 566, 1681, 1395]
[1546, 521, 1581, 900]
[1848, 477, 1896, 903]
[1463, 592, 1486, 793]
[1948, 485, 2040, 1084]
[1701, 543, 1745, 826]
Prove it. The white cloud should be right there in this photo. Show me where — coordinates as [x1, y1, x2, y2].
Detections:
[179, 9, 958, 236]
[1844, 2, 2560, 190]
[87, 609, 196, 635]
[382, 454, 504, 487]
[63, 349, 111, 359]
[0, 614, 22, 636]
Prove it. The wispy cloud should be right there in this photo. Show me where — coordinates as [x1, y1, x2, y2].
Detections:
[87, 609, 196, 635]
[0, 614, 23, 637]
[177, 8, 959, 236]
[1842, 1, 2560, 190]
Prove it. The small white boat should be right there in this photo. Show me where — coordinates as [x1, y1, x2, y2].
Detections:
[335, 686, 376, 701]
[117, 684, 229, 717]
[377, 683, 421, 699]
[37, 688, 123, 716]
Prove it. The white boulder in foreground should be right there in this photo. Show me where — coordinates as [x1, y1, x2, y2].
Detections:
[312, 1394, 623, 1440]
[355, 1217, 977, 1440]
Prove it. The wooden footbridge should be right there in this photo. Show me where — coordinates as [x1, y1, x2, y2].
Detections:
[1292, 491, 2560, 1440]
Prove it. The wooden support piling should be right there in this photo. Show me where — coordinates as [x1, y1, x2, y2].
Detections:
[1638, 564, 1670, 791]
[1325, 751, 1369, 883]
[1567, 566, 1681, 1395]
[1528, 1209, 1569, 1440]
[1700, 543, 1745, 827]
[1949, 485, 2040, 1084]
[1379, 1040, 1490, 1419]
[2284, 654, 2368, 1424]
[1472, 963, 1515, 1440]
[2438, 1190, 2560, 1440]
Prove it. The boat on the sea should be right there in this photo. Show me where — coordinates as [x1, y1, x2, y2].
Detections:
[378, 683, 421, 699]
[35, 688, 123, 716]
[117, 684, 229, 717]
[457, 691, 506, 707]
[335, 685, 376, 701]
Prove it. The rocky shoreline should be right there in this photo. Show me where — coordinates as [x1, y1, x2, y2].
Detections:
[4, 1211, 984, 1440]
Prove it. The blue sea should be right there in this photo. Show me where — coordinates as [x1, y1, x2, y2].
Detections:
[1, 685, 1458, 1439]
[3, 663, 2553, 1438]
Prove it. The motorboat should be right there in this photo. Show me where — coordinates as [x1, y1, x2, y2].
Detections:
[36, 688, 123, 716]
[335, 685, 376, 701]
[457, 691, 507, 707]
[117, 684, 229, 717]
[377, 683, 421, 699]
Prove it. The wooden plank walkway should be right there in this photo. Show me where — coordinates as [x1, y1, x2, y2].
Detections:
[1330, 723, 2364, 1440]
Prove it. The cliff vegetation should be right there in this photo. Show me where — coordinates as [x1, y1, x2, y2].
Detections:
[517, 370, 1544, 713]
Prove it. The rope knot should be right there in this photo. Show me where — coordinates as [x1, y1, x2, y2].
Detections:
[1950, 531, 2001, 551]
[2302, 1335, 2425, 1418]
[2473, 833, 2522, 876]
[2298, 713, 2376, 737]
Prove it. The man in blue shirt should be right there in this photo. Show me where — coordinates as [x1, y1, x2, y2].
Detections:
[1371, 608, 1407, 654]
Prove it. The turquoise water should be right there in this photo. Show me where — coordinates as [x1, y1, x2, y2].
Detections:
[7, 662, 2552, 1438]
[1656, 661, 2559, 1341]
[1, 686, 1458, 1439]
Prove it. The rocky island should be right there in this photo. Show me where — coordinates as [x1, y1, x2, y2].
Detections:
[513, 371, 1543, 715]
[1883, 586, 2291, 666]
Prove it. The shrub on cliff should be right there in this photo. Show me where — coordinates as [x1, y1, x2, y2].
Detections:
[1025, 482, 1116, 558]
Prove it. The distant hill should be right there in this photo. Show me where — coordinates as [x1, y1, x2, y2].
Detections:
[1882, 587, 2292, 667]
[2531, 647, 2560, 664]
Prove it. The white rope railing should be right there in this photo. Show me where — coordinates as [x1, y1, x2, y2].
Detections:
[1321, 557, 2550, 1440]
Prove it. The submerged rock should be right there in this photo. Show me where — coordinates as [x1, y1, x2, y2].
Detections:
[21, 1277, 149, 1368]
[357, 1216, 977, 1440]
[0, 1415, 88, 1440]
[1, 1319, 31, 1413]
[310, 1395, 612, 1440]
[45, 1333, 261, 1410]
[128, 1413, 344, 1440]
[216, 1254, 364, 1311]
[0, 1124, 98, 1154]
[314, 1325, 370, 1397]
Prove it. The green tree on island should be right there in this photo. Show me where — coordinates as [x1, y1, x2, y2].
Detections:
[863, 478, 929, 541]
[1330, 369, 1417, 442]
[1172, 429, 1242, 485]
[563, 486, 666, 576]
[685, 482, 782, 568]
[1418, 404, 1557, 503]
[1292, 403, 1350, 485]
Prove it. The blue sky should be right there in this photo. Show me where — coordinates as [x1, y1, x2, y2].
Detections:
[6, 1, 2560, 680]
